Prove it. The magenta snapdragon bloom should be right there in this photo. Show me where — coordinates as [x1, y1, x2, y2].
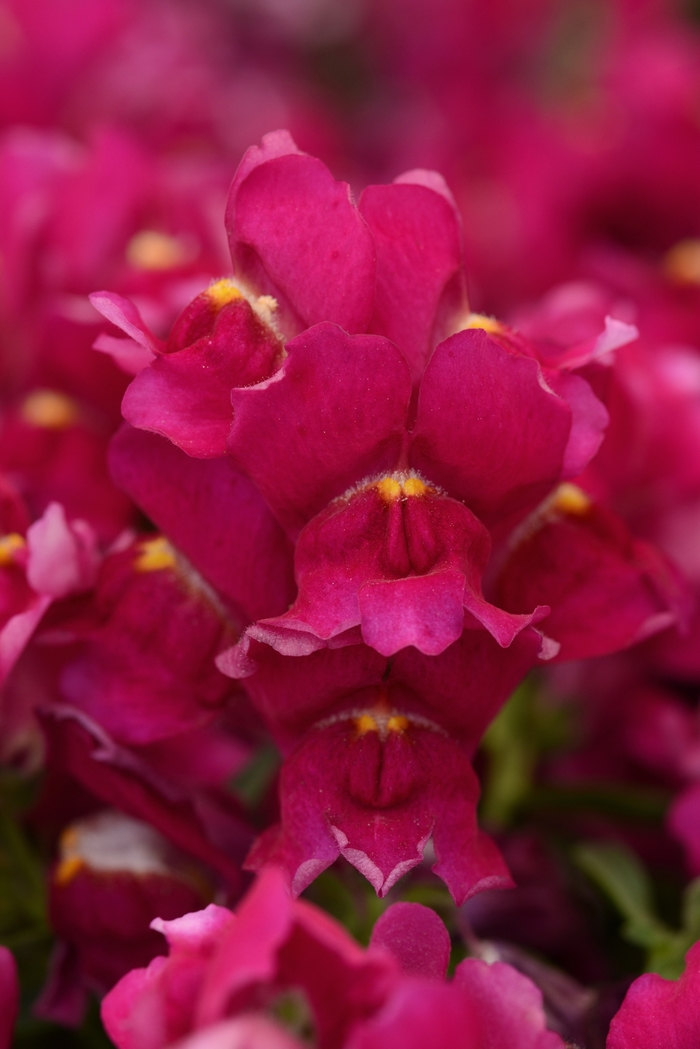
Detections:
[92, 132, 683, 902]
[94, 131, 676, 667]
[227, 633, 539, 901]
[58, 534, 240, 745]
[37, 810, 214, 1026]
[101, 867, 565, 1049]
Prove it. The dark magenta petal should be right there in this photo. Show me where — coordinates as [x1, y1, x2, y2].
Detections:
[668, 783, 700, 875]
[249, 483, 531, 657]
[227, 145, 376, 334]
[607, 942, 700, 1049]
[38, 706, 244, 891]
[359, 178, 466, 382]
[228, 324, 411, 534]
[0, 592, 51, 685]
[109, 425, 295, 623]
[494, 488, 686, 661]
[122, 296, 282, 459]
[369, 903, 451, 981]
[89, 292, 164, 354]
[219, 641, 387, 748]
[411, 328, 573, 523]
[391, 627, 544, 745]
[47, 812, 209, 1000]
[60, 540, 236, 746]
[247, 717, 510, 903]
[223, 628, 541, 752]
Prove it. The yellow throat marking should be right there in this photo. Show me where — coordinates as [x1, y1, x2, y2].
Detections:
[21, 390, 78, 429]
[134, 536, 177, 573]
[375, 475, 429, 502]
[0, 533, 25, 567]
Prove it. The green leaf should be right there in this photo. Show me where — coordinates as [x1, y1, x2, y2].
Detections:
[481, 677, 569, 827]
[573, 841, 671, 950]
[230, 742, 280, 809]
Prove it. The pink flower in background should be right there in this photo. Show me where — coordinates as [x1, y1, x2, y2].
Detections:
[606, 941, 700, 1048]
[102, 868, 565, 1049]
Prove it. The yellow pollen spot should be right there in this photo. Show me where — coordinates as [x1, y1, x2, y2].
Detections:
[464, 312, 504, 334]
[376, 477, 402, 502]
[134, 536, 177, 573]
[375, 475, 430, 501]
[663, 239, 700, 285]
[401, 476, 427, 498]
[386, 715, 409, 734]
[355, 714, 379, 735]
[126, 230, 190, 271]
[21, 389, 77, 429]
[0, 533, 25, 567]
[54, 855, 85, 886]
[206, 279, 243, 310]
[552, 483, 591, 516]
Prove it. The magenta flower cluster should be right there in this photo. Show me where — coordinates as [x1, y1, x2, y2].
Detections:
[4, 2, 700, 1048]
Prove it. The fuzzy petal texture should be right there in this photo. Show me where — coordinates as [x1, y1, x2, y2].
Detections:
[227, 141, 376, 335]
[606, 941, 700, 1049]
[228, 324, 411, 534]
[359, 177, 466, 382]
[495, 492, 686, 661]
[410, 328, 575, 524]
[246, 717, 511, 904]
[109, 425, 295, 623]
[249, 483, 544, 658]
[220, 629, 542, 753]
[218, 641, 387, 747]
